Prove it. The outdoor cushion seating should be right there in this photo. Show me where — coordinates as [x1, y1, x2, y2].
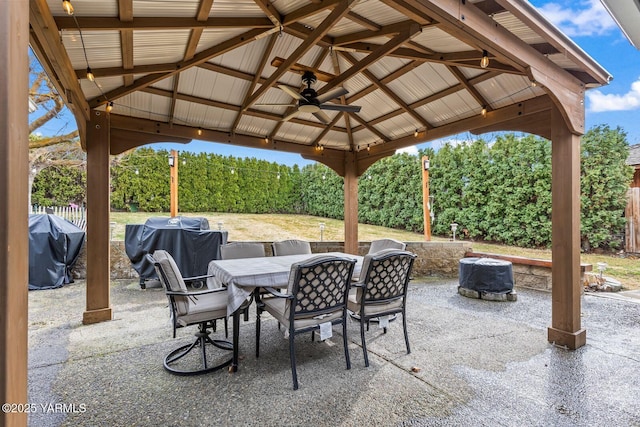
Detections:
[368, 238, 407, 254]
[348, 249, 416, 367]
[148, 250, 234, 375]
[256, 255, 356, 390]
[271, 239, 312, 256]
[220, 242, 266, 259]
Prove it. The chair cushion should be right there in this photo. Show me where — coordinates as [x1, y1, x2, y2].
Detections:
[263, 297, 343, 331]
[177, 291, 228, 327]
[347, 294, 403, 317]
[368, 239, 406, 254]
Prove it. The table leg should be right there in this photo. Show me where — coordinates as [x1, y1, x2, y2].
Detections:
[231, 309, 240, 372]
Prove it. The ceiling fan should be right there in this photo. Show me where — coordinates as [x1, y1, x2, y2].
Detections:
[262, 70, 361, 124]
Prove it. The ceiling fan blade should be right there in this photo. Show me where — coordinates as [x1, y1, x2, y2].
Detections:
[281, 110, 299, 122]
[278, 85, 305, 101]
[256, 103, 297, 107]
[319, 103, 361, 113]
[313, 110, 331, 124]
[316, 87, 348, 104]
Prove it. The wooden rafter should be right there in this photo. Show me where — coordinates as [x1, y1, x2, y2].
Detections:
[118, 0, 134, 87]
[340, 51, 431, 130]
[233, 33, 279, 133]
[345, 11, 380, 31]
[446, 65, 491, 112]
[243, 0, 356, 111]
[351, 70, 499, 132]
[333, 20, 418, 46]
[319, 24, 421, 95]
[141, 86, 343, 131]
[88, 27, 272, 108]
[281, 0, 345, 25]
[253, 0, 281, 26]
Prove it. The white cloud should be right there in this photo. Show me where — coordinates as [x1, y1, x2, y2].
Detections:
[587, 77, 640, 112]
[537, 0, 617, 37]
[396, 145, 418, 156]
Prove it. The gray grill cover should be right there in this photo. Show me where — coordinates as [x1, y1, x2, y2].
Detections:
[125, 216, 227, 280]
[459, 257, 514, 293]
[28, 214, 85, 290]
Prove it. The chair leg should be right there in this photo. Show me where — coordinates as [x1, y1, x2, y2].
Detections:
[360, 317, 370, 367]
[342, 318, 351, 370]
[289, 330, 298, 390]
[402, 311, 411, 354]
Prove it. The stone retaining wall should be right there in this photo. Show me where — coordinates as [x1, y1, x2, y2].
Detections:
[72, 240, 473, 280]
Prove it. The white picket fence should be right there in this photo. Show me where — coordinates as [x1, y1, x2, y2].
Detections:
[30, 205, 86, 230]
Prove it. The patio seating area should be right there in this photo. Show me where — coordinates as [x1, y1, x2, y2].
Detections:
[28, 278, 640, 426]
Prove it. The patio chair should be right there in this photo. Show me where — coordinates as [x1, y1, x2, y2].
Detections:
[219, 242, 266, 323]
[368, 238, 406, 254]
[348, 249, 417, 367]
[256, 255, 356, 390]
[220, 241, 266, 259]
[148, 250, 233, 376]
[271, 239, 312, 256]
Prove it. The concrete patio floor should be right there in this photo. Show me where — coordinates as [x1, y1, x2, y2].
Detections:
[27, 278, 640, 426]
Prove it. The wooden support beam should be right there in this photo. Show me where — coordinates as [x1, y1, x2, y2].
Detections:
[109, 114, 347, 160]
[0, 1, 29, 424]
[54, 16, 274, 30]
[84, 110, 113, 325]
[343, 152, 359, 254]
[548, 106, 585, 349]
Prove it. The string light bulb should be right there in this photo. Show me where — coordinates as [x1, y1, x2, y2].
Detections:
[197, 128, 203, 136]
[480, 50, 489, 69]
[414, 129, 419, 138]
[264, 136, 269, 143]
[481, 105, 487, 117]
[86, 67, 95, 82]
[105, 102, 113, 113]
[62, 0, 74, 16]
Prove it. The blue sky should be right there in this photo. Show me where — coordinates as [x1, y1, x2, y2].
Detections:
[36, 1, 640, 166]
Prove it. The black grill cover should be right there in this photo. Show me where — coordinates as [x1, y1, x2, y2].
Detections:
[28, 214, 86, 290]
[459, 257, 514, 293]
[125, 216, 227, 281]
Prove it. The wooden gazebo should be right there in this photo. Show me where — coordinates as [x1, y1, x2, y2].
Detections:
[2, 1, 611, 423]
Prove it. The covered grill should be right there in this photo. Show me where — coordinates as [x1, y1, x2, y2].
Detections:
[125, 216, 227, 288]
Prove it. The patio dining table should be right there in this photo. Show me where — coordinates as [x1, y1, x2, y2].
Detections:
[207, 252, 363, 371]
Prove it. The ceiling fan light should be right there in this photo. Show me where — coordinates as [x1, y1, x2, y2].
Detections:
[62, 0, 74, 15]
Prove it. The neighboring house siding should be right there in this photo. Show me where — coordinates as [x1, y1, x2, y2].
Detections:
[627, 144, 640, 188]
[626, 144, 640, 252]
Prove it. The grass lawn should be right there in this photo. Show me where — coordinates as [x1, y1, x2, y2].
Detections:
[110, 211, 640, 290]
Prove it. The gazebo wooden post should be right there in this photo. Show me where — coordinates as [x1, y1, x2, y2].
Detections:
[83, 109, 113, 324]
[0, 0, 29, 424]
[343, 151, 359, 254]
[548, 106, 585, 349]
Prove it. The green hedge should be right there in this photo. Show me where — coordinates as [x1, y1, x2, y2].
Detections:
[32, 127, 633, 251]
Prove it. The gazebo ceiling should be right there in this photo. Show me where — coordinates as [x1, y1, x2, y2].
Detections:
[29, 0, 611, 163]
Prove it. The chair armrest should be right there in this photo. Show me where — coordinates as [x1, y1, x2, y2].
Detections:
[182, 274, 214, 283]
[262, 287, 293, 299]
[165, 287, 226, 297]
[350, 282, 364, 288]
